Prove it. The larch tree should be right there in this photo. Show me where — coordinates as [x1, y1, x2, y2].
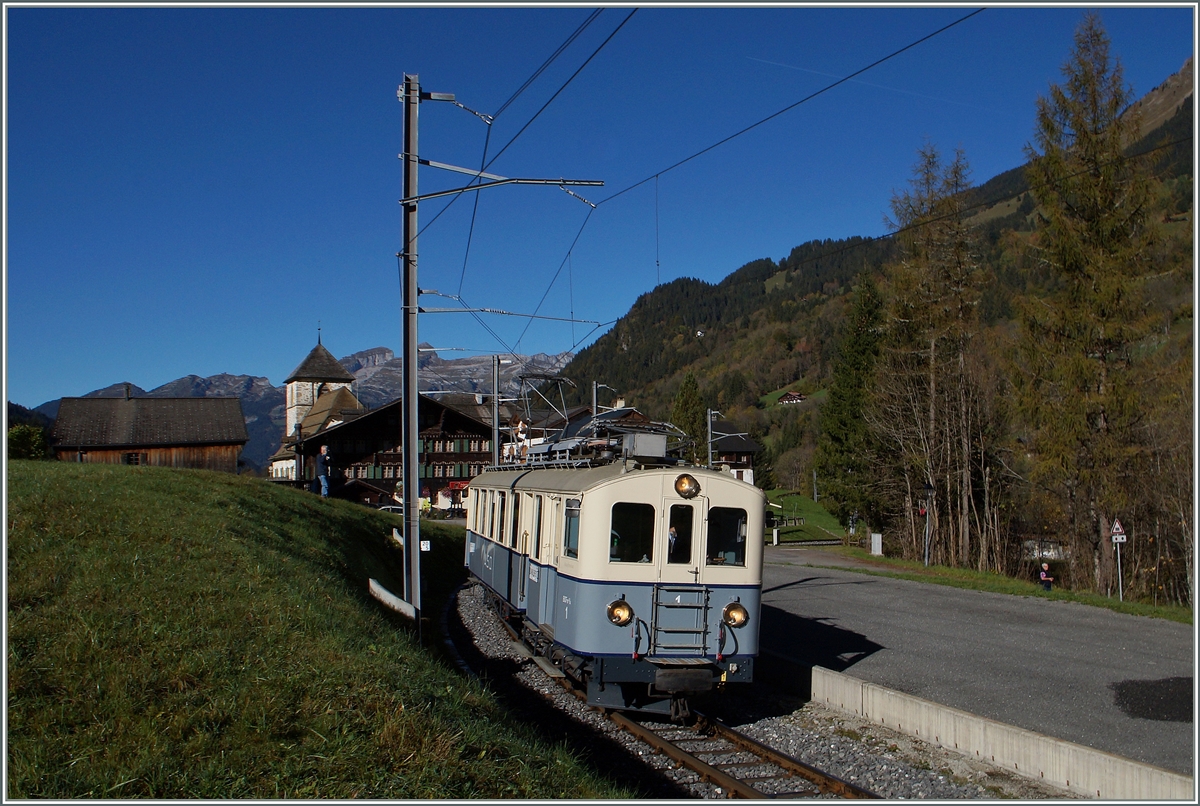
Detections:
[1017, 12, 1158, 594]
[868, 141, 1003, 569]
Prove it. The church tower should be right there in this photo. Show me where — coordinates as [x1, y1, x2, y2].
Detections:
[284, 340, 357, 437]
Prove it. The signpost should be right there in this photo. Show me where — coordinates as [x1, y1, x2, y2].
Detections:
[1111, 519, 1126, 601]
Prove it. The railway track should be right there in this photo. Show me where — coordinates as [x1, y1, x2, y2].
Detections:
[471, 588, 879, 799]
[607, 710, 879, 799]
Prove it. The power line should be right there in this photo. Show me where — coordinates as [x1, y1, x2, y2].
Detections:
[418, 9, 635, 245]
[596, 8, 986, 207]
[481, 9, 638, 175]
[493, 9, 605, 120]
[457, 9, 606, 297]
[511, 7, 987, 358]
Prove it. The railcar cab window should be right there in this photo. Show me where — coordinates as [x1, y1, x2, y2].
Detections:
[610, 502, 655, 563]
[668, 504, 694, 564]
[706, 507, 748, 566]
[564, 499, 581, 559]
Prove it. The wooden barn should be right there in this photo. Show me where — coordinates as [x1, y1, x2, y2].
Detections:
[51, 395, 249, 473]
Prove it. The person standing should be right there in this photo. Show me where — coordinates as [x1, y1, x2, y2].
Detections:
[1039, 562, 1054, 591]
[315, 445, 331, 498]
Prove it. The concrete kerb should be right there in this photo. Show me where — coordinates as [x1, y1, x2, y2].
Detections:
[809, 666, 1195, 800]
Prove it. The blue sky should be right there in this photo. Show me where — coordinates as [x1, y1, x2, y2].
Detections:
[4, 4, 1195, 409]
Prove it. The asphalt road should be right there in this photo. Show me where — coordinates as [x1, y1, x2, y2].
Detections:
[759, 545, 1195, 776]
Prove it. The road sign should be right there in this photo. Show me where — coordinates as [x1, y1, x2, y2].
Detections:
[1111, 519, 1127, 543]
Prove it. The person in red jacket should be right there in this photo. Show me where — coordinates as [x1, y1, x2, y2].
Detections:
[1039, 562, 1054, 591]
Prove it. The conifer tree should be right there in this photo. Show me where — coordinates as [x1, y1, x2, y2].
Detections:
[814, 277, 883, 526]
[670, 372, 706, 465]
[1017, 12, 1157, 593]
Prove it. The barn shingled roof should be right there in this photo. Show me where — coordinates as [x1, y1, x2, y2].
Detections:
[51, 397, 249, 448]
[284, 342, 357, 384]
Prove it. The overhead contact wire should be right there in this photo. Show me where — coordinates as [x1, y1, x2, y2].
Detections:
[457, 9, 605, 297]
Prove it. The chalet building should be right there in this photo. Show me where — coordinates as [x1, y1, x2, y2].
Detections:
[267, 341, 493, 509]
[51, 391, 248, 473]
[287, 395, 493, 508]
[710, 420, 762, 485]
[777, 390, 807, 405]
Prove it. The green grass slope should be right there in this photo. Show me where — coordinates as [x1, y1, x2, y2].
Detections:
[6, 461, 630, 799]
[763, 489, 846, 542]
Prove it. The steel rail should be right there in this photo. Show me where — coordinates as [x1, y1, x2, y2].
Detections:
[608, 710, 772, 798]
[695, 713, 879, 799]
[472, 586, 880, 799]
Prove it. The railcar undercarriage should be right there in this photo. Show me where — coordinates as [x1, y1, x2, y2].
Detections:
[477, 588, 749, 720]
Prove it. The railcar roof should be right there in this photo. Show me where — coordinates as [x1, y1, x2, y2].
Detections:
[469, 462, 764, 498]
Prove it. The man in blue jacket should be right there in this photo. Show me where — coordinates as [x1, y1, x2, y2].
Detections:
[315, 445, 331, 498]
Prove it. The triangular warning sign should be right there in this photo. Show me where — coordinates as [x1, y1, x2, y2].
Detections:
[1110, 518, 1125, 536]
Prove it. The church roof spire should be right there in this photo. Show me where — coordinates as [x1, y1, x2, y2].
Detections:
[284, 341, 356, 384]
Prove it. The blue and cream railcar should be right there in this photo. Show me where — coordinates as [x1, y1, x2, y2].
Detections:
[465, 462, 764, 715]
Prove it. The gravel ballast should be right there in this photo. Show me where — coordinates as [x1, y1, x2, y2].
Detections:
[449, 581, 1078, 799]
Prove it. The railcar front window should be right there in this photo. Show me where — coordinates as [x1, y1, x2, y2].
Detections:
[668, 504, 694, 564]
[706, 507, 748, 567]
[564, 499, 581, 559]
[610, 502, 655, 563]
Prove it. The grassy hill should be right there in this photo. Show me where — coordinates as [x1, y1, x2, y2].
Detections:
[6, 461, 631, 799]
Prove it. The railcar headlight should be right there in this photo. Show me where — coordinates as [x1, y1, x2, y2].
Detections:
[722, 602, 750, 628]
[674, 473, 701, 499]
[606, 598, 635, 627]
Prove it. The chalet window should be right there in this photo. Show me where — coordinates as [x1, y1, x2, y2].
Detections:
[123, 452, 144, 465]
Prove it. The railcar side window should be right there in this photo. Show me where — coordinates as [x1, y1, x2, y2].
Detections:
[668, 504, 694, 564]
[533, 495, 543, 560]
[487, 492, 496, 540]
[510, 492, 520, 548]
[610, 502, 655, 563]
[497, 492, 507, 544]
[564, 499, 581, 559]
[706, 507, 748, 567]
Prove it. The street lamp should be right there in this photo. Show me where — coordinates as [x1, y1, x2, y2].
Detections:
[593, 382, 617, 415]
[922, 482, 934, 567]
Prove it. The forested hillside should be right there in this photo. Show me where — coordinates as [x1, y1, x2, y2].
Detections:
[558, 18, 1193, 605]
